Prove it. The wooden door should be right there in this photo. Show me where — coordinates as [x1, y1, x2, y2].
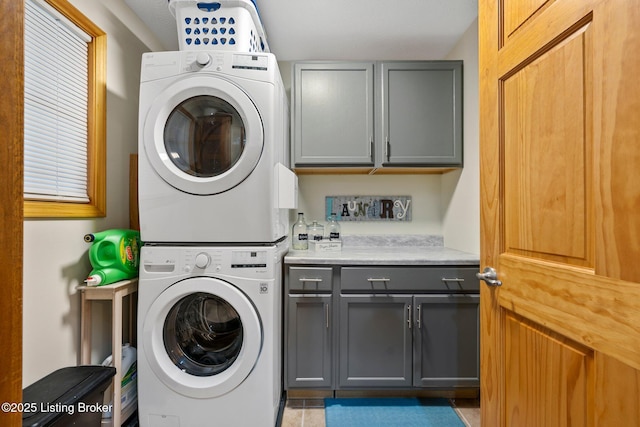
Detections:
[479, 0, 640, 425]
[0, 1, 23, 426]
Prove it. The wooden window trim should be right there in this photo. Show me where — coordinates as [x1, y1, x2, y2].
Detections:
[24, 0, 107, 218]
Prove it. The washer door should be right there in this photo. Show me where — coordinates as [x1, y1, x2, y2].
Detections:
[143, 75, 263, 195]
[143, 277, 262, 398]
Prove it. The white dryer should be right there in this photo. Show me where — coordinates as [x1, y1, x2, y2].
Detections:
[138, 50, 294, 244]
[137, 243, 285, 427]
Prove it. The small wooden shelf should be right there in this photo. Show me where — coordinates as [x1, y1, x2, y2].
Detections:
[78, 279, 138, 426]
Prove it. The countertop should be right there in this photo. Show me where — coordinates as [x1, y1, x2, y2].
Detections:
[284, 235, 480, 266]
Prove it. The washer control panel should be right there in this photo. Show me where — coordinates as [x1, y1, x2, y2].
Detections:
[194, 252, 210, 269]
[142, 246, 278, 278]
[231, 250, 267, 268]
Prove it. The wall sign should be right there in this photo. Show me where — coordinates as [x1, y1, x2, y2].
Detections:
[325, 196, 412, 222]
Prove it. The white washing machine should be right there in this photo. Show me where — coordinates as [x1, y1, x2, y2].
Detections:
[137, 243, 285, 427]
[138, 50, 295, 244]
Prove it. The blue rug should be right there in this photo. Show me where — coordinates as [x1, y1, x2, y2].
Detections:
[325, 398, 465, 427]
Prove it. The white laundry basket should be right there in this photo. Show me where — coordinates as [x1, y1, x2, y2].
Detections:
[169, 0, 269, 52]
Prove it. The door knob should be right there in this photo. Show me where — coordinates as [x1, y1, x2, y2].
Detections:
[476, 267, 502, 287]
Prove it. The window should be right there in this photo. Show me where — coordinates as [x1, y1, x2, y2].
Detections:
[23, 0, 106, 218]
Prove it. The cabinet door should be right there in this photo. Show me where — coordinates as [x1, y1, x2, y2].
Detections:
[292, 62, 375, 166]
[413, 294, 479, 387]
[338, 294, 413, 388]
[379, 61, 463, 166]
[286, 295, 332, 388]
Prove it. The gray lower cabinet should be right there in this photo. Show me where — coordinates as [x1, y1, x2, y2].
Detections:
[286, 294, 332, 388]
[338, 293, 479, 389]
[413, 295, 480, 388]
[285, 266, 334, 389]
[338, 295, 413, 387]
[285, 264, 480, 391]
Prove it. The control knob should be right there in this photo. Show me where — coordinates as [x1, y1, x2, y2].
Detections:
[194, 253, 210, 269]
[196, 52, 211, 66]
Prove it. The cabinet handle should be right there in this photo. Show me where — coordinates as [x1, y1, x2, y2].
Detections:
[416, 305, 421, 329]
[325, 303, 330, 329]
[385, 137, 391, 162]
[299, 277, 323, 282]
[369, 137, 374, 159]
[367, 278, 390, 289]
[441, 278, 465, 283]
[407, 304, 412, 329]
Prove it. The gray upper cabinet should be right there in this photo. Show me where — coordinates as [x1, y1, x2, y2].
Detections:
[292, 62, 375, 166]
[292, 60, 463, 170]
[380, 61, 463, 166]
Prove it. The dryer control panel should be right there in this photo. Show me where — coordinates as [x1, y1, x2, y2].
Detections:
[231, 54, 269, 71]
[140, 51, 277, 83]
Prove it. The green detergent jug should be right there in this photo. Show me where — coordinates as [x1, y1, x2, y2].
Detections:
[84, 229, 141, 286]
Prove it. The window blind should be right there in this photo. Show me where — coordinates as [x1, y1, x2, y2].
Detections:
[24, 0, 92, 202]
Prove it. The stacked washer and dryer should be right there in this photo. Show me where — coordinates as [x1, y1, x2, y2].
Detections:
[136, 2, 296, 426]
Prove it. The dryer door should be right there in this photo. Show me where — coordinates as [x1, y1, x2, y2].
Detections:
[142, 277, 262, 398]
[143, 75, 263, 195]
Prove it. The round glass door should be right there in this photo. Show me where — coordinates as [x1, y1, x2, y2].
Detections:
[164, 96, 245, 179]
[163, 292, 243, 377]
[142, 277, 262, 398]
[143, 75, 263, 195]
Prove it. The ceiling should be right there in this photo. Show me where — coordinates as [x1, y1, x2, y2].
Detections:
[124, 0, 478, 61]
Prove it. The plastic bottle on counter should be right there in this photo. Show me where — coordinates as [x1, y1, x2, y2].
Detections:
[326, 213, 341, 241]
[291, 212, 308, 250]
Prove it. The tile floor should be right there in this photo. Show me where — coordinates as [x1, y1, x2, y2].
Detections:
[280, 398, 480, 427]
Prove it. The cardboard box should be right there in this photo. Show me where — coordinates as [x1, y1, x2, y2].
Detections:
[309, 240, 342, 252]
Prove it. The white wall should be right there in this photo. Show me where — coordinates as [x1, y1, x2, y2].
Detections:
[296, 174, 444, 236]
[22, 0, 164, 387]
[442, 18, 480, 255]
